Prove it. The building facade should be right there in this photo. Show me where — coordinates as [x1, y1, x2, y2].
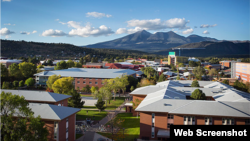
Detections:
[235, 62, 250, 83]
[125, 80, 250, 140]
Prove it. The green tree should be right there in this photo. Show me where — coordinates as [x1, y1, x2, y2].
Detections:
[54, 60, 67, 70]
[141, 67, 157, 79]
[47, 60, 53, 66]
[130, 86, 135, 92]
[74, 62, 82, 68]
[19, 80, 24, 87]
[91, 86, 98, 95]
[209, 58, 219, 64]
[191, 80, 200, 87]
[2, 82, 10, 89]
[9, 63, 23, 80]
[178, 63, 184, 67]
[1, 64, 9, 79]
[46, 74, 61, 90]
[1, 91, 49, 141]
[190, 89, 206, 100]
[13, 80, 19, 88]
[95, 98, 106, 112]
[67, 89, 84, 108]
[208, 68, 218, 80]
[85, 85, 91, 93]
[67, 60, 75, 68]
[193, 66, 206, 80]
[25, 78, 35, 87]
[189, 61, 197, 67]
[119, 75, 129, 96]
[52, 77, 74, 94]
[158, 73, 166, 82]
[18, 62, 37, 78]
[37, 65, 44, 69]
[222, 79, 229, 85]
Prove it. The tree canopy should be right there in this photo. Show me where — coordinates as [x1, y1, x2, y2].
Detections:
[52, 77, 74, 94]
[54, 61, 67, 70]
[193, 66, 206, 80]
[25, 78, 35, 87]
[1, 91, 49, 141]
[67, 89, 84, 108]
[18, 62, 37, 78]
[158, 73, 166, 82]
[46, 74, 61, 90]
[191, 80, 200, 87]
[190, 89, 206, 100]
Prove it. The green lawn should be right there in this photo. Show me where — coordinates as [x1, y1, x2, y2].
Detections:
[98, 113, 140, 141]
[105, 97, 126, 110]
[80, 94, 93, 97]
[76, 109, 108, 121]
[82, 97, 126, 110]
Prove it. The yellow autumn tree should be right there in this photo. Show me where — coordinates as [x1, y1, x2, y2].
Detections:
[52, 77, 74, 94]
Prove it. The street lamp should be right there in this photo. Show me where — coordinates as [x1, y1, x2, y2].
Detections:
[123, 128, 125, 141]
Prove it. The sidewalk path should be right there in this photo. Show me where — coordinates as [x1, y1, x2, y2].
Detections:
[75, 101, 128, 141]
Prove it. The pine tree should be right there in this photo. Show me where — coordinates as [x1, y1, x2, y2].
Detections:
[191, 80, 200, 87]
[191, 89, 206, 100]
[158, 73, 166, 82]
[95, 98, 106, 112]
[68, 89, 84, 108]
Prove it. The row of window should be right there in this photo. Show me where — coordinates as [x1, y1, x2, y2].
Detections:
[77, 81, 104, 85]
[77, 78, 105, 80]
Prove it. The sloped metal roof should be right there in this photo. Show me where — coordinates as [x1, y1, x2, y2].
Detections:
[34, 68, 136, 78]
[1, 89, 71, 102]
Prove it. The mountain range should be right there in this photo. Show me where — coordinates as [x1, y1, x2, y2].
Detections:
[86, 30, 219, 52]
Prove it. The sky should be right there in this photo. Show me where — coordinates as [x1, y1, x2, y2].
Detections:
[1, 0, 249, 46]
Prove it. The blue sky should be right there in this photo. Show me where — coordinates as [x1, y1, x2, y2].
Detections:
[1, 0, 249, 46]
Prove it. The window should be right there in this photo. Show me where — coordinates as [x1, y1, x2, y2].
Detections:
[95, 82, 98, 85]
[83, 81, 86, 84]
[167, 123, 173, 128]
[77, 81, 80, 84]
[89, 78, 92, 80]
[95, 78, 98, 80]
[83, 78, 86, 80]
[222, 118, 234, 125]
[151, 113, 155, 138]
[184, 116, 195, 125]
[168, 114, 173, 119]
[205, 117, 212, 125]
[54, 122, 58, 139]
[89, 82, 92, 84]
[77, 78, 80, 79]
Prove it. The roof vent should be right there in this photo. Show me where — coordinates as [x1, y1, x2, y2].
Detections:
[58, 104, 61, 106]
[174, 97, 179, 99]
[164, 103, 172, 106]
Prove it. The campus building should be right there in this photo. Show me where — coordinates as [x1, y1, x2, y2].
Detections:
[0, 59, 22, 68]
[1, 89, 81, 141]
[125, 80, 250, 140]
[34, 68, 136, 89]
[234, 62, 250, 83]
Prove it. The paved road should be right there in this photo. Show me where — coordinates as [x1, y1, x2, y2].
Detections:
[75, 102, 127, 141]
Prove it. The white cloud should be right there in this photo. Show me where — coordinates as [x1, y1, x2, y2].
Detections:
[42, 29, 67, 37]
[203, 30, 210, 34]
[182, 28, 194, 34]
[200, 24, 217, 28]
[86, 12, 112, 18]
[55, 19, 60, 21]
[126, 18, 190, 30]
[2, 0, 12, 2]
[116, 27, 143, 34]
[68, 23, 114, 37]
[20, 31, 31, 35]
[0, 27, 15, 35]
[32, 30, 37, 34]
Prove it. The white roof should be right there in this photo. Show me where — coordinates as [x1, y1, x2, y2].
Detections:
[1, 89, 71, 102]
[34, 68, 136, 79]
[134, 80, 250, 118]
[29, 103, 80, 120]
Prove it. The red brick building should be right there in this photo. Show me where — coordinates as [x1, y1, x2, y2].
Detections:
[34, 68, 137, 90]
[125, 80, 250, 140]
[82, 63, 104, 68]
[2, 89, 81, 141]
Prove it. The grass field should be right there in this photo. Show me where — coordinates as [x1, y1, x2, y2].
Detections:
[76, 109, 108, 121]
[98, 113, 140, 141]
[82, 97, 126, 110]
